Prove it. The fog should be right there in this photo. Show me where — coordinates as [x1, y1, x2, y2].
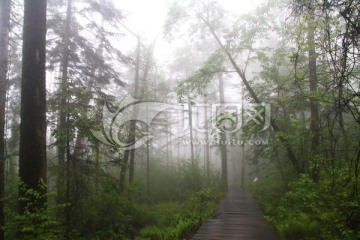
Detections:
[2, 0, 359, 239]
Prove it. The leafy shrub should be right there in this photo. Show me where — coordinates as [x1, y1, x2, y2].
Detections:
[137, 218, 200, 240]
[79, 190, 136, 239]
[260, 172, 360, 240]
[136, 187, 220, 240]
[5, 182, 64, 240]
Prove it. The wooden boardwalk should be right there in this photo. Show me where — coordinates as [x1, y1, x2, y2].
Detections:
[192, 187, 279, 240]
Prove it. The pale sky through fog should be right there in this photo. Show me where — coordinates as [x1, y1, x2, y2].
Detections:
[115, 0, 265, 61]
[116, 0, 264, 35]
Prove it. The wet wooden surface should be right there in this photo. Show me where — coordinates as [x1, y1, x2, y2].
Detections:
[192, 187, 279, 240]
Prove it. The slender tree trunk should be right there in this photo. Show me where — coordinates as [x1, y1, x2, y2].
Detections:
[121, 38, 156, 189]
[128, 147, 136, 184]
[95, 141, 100, 192]
[146, 139, 150, 195]
[65, 116, 71, 238]
[218, 74, 228, 190]
[0, 0, 11, 238]
[240, 85, 245, 188]
[128, 36, 141, 186]
[307, 14, 320, 182]
[120, 35, 156, 189]
[57, 0, 72, 204]
[139, 41, 156, 193]
[120, 37, 140, 189]
[354, 141, 360, 195]
[56, 1, 72, 231]
[241, 145, 245, 188]
[93, 21, 105, 193]
[19, 0, 48, 213]
[188, 98, 195, 165]
[166, 113, 169, 168]
[166, 111, 171, 168]
[203, 96, 210, 179]
[177, 113, 180, 159]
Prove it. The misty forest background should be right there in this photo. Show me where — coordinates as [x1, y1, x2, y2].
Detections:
[0, 0, 359, 239]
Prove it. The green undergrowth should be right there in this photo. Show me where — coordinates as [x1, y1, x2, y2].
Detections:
[3, 159, 224, 240]
[129, 159, 224, 239]
[250, 167, 360, 240]
[4, 181, 64, 240]
[135, 187, 222, 240]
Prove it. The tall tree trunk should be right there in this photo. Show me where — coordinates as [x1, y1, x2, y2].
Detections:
[140, 41, 156, 193]
[218, 74, 228, 190]
[19, 0, 48, 213]
[120, 36, 141, 190]
[121, 37, 157, 189]
[93, 20, 105, 193]
[188, 98, 195, 165]
[241, 145, 245, 188]
[307, 14, 320, 182]
[94, 140, 100, 192]
[128, 37, 141, 185]
[203, 96, 210, 179]
[146, 138, 150, 195]
[57, 0, 72, 204]
[166, 111, 171, 168]
[0, 0, 11, 238]
[177, 113, 181, 159]
[240, 85, 245, 188]
[65, 117, 71, 238]
[56, 1, 72, 231]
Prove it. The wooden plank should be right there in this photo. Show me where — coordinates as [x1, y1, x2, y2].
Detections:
[191, 188, 279, 240]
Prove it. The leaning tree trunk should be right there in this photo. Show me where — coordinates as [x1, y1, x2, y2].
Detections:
[0, 0, 11, 238]
[19, 0, 48, 213]
[201, 17, 302, 174]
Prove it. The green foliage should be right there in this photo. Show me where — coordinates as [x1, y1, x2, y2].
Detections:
[137, 216, 200, 240]
[127, 158, 223, 240]
[176, 51, 226, 102]
[255, 171, 360, 240]
[143, 158, 221, 203]
[78, 190, 136, 239]
[136, 188, 219, 240]
[44, 156, 223, 240]
[4, 182, 64, 240]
